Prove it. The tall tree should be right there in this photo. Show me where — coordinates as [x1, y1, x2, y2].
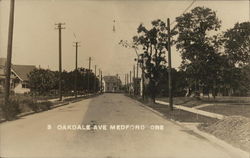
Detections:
[223, 22, 250, 65]
[175, 6, 222, 97]
[221, 22, 250, 95]
[133, 19, 171, 102]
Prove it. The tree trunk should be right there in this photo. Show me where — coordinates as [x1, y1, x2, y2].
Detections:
[212, 79, 216, 99]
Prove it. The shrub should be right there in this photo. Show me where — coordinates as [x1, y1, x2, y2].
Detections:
[38, 101, 53, 111]
[22, 99, 39, 112]
[1, 99, 21, 120]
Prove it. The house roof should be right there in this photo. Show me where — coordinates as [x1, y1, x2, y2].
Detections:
[12, 65, 36, 81]
[103, 76, 121, 83]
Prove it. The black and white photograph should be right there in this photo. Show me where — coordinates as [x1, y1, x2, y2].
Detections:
[0, 0, 249, 157]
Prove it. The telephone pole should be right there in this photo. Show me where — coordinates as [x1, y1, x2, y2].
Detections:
[124, 74, 127, 93]
[129, 71, 132, 95]
[136, 62, 139, 78]
[133, 65, 135, 96]
[100, 70, 103, 93]
[55, 22, 65, 101]
[87, 57, 91, 93]
[4, 0, 15, 104]
[94, 65, 97, 93]
[126, 74, 129, 93]
[73, 41, 80, 98]
[141, 67, 145, 101]
[167, 18, 173, 111]
[99, 69, 101, 92]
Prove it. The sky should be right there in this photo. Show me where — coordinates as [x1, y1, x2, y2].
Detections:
[0, 0, 249, 81]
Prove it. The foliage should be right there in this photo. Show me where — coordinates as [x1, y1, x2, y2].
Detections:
[22, 98, 39, 112]
[1, 99, 21, 120]
[158, 68, 188, 97]
[61, 68, 99, 93]
[133, 19, 174, 102]
[28, 68, 57, 95]
[123, 6, 249, 97]
[28, 67, 100, 95]
[217, 22, 250, 96]
[175, 6, 222, 97]
[223, 22, 250, 65]
[37, 101, 53, 111]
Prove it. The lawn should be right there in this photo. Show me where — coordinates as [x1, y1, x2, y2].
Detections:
[145, 102, 218, 124]
[158, 96, 250, 107]
[158, 96, 250, 117]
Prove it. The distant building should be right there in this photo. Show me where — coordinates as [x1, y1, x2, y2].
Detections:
[0, 58, 36, 94]
[102, 75, 122, 93]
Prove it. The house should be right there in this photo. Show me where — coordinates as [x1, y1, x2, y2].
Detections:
[102, 75, 122, 93]
[11, 65, 36, 94]
[0, 58, 36, 94]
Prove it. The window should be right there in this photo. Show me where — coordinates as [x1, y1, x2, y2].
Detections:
[22, 84, 26, 88]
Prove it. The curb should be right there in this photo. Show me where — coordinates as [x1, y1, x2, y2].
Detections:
[131, 98, 186, 128]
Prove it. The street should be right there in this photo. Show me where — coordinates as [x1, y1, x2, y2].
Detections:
[0, 93, 244, 158]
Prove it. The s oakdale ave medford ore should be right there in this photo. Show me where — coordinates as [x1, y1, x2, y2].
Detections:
[0, 0, 250, 157]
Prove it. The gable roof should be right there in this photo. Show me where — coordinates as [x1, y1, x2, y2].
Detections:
[12, 65, 36, 81]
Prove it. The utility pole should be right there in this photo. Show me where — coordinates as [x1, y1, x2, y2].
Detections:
[94, 65, 96, 93]
[100, 70, 103, 93]
[4, 0, 15, 104]
[124, 74, 126, 92]
[125, 74, 128, 93]
[136, 62, 138, 78]
[167, 18, 173, 111]
[73, 41, 80, 98]
[87, 57, 91, 93]
[141, 67, 145, 101]
[99, 69, 101, 92]
[133, 65, 135, 96]
[129, 71, 131, 95]
[55, 22, 65, 101]
[116, 74, 119, 92]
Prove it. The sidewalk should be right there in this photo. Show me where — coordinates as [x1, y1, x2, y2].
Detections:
[155, 100, 225, 120]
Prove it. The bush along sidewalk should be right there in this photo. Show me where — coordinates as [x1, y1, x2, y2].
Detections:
[1, 99, 21, 121]
[0, 93, 101, 122]
[0, 98, 53, 121]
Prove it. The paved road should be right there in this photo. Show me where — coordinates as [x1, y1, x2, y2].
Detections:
[0, 94, 245, 158]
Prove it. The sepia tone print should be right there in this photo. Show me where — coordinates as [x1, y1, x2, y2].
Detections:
[0, 0, 249, 157]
